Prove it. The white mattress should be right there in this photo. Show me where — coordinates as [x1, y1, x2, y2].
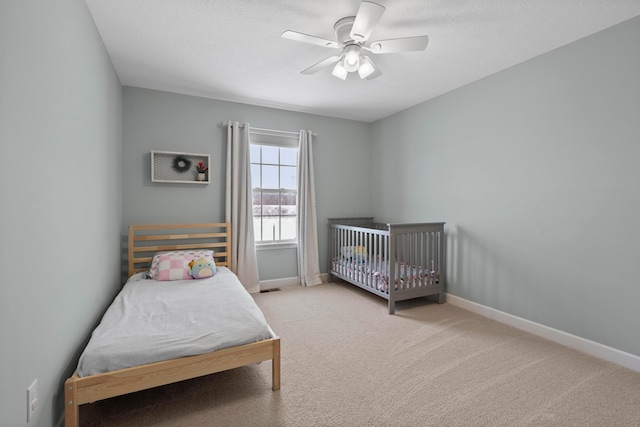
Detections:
[77, 267, 272, 377]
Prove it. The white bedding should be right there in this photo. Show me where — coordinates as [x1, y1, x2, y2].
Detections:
[77, 267, 272, 377]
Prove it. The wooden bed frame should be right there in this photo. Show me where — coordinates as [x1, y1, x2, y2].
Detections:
[64, 223, 281, 427]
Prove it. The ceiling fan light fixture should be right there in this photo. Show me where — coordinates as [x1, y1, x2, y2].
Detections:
[283, 1, 428, 81]
[332, 61, 348, 80]
[357, 56, 376, 79]
[344, 45, 360, 72]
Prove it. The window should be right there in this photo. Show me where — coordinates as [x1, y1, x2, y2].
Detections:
[250, 141, 298, 245]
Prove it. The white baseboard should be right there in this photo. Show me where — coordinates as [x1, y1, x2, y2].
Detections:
[446, 293, 640, 373]
[260, 277, 299, 290]
[260, 273, 330, 291]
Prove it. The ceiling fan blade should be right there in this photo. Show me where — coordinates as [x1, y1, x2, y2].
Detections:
[368, 35, 429, 54]
[301, 55, 342, 74]
[350, 1, 385, 42]
[282, 30, 341, 48]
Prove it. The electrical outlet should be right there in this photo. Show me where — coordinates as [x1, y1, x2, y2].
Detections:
[27, 379, 38, 423]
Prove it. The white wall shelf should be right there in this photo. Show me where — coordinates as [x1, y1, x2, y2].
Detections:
[151, 150, 210, 184]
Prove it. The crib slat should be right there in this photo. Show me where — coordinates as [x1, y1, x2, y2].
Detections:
[369, 232, 373, 289]
[373, 231, 379, 290]
[420, 232, 424, 287]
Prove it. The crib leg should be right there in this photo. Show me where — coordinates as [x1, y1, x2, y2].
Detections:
[437, 293, 446, 304]
[388, 300, 395, 315]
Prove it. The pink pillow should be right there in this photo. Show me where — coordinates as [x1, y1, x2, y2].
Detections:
[156, 254, 194, 281]
[148, 249, 215, 279]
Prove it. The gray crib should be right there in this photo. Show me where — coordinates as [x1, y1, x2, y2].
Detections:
[328, 218, 446, 314]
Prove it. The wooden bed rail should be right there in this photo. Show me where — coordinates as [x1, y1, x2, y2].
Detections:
[65, 336, 280, 427]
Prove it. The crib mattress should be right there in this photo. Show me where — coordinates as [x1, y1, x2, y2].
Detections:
[77, 267, 272, 377]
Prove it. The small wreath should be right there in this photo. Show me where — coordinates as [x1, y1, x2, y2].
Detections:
[172, 155, 191, 173]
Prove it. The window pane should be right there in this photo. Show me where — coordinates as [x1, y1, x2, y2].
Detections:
[250, 144, 260, 162]
[280, 147, 297, 166]
[281, 166, 296, 189]
[251, 164, 260, 188]
[252, 191, 262, 215]
[262, 165, 279, 188]
[261, 189, 279, 214]
[280, 190, 296, 216]
[262, 217, 280, 242]
[262, 146, 279, 165]
[281, 217, 297, 241]
[253, 217, 262, 241]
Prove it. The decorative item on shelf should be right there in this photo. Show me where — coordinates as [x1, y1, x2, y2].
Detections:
[152, 150, 209, 184]
[196, 161, 208, 181]
[172, 155, 191, 173]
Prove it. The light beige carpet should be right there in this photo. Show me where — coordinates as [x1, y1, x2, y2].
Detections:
[79, 281, 640, 426]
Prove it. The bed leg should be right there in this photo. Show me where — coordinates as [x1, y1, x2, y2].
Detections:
[64, 378, 79, 427]
[272, 337, 281, 391]
[437, 293, 446, 304]
[388, 300, 395, 315]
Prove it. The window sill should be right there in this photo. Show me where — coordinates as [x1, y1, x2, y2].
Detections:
[256, 242, 298, 251]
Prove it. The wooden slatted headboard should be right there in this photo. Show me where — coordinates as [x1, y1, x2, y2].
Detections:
[128, 223, 231, 277]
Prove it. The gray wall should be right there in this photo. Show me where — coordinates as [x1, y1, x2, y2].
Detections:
[371, 16, 640, 357]
[0, 1, 123, 426]
[122, 87, 372, 280]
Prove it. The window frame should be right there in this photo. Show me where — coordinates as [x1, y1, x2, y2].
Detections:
[249, 128, 299, 248]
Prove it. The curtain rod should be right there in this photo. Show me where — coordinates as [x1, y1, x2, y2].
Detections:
[222, 121, 317, 137]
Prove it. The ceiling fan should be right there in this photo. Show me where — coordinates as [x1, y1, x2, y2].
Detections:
[282, 1, 429, 80]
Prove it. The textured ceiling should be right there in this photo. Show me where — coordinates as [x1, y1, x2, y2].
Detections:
[85, 0, 640, 122]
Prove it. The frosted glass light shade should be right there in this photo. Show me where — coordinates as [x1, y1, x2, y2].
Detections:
[358, 56, 377, 79]
[358, 57, 375, 79]
[332, 61, 348, 80]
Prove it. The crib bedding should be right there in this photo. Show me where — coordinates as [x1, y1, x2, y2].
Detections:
[331, 257, 439, 292]
[77, 267, 272, 377]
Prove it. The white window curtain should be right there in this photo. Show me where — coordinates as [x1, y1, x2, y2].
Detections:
[226, 121, 260, 293]
[297, 130, 322, 286]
